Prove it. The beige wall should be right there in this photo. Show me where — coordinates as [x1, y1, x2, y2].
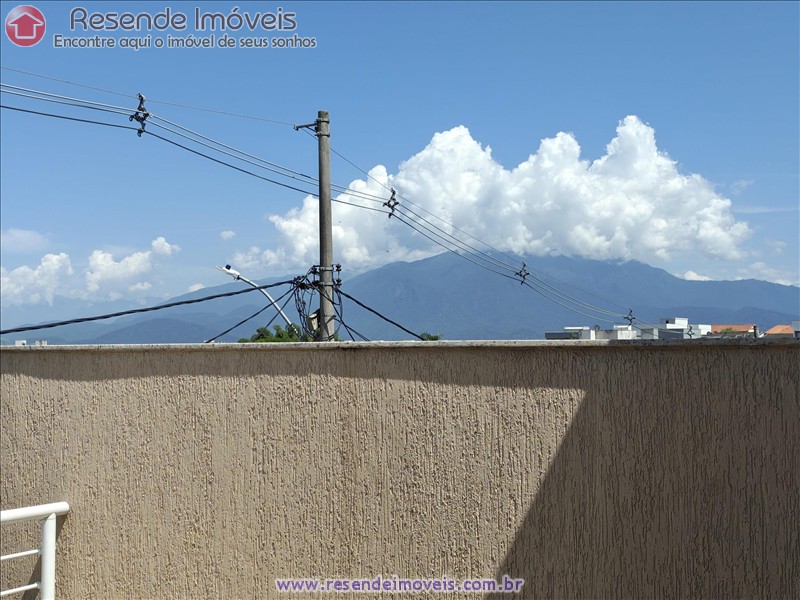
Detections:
[1, 342, 798, 599]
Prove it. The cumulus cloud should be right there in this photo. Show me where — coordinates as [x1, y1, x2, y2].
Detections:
[220, 230, 236, 240]
[0, 253, 73, 305]
[84, 237, 180, 294]
[151, 236, 180, 255]
[683, 270, 712, 281]
[187, 283, 205, 292]
[1, 228, 49, 254]
[236, 116, 751, 274]
[1, 237, 181, 306]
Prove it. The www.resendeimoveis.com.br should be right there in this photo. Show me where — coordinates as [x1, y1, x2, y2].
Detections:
[275, 575, 525, 594]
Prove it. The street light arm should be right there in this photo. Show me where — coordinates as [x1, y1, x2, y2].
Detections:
[215, 265, 293, 327]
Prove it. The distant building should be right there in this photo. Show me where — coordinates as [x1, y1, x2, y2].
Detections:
[794, 321, 800, 340]
[711, 324, 758, 338]
[547, 317, 712, 341]
[545, 324, 638, 341]
[763, 325, 795, 338]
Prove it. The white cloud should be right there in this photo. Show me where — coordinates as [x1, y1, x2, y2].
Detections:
[237, 116, 752, 274]
[729, 179, 754, 195]
[187, 283, 205, 292]
[737, 262, 799, 287]
[683, 270, 712, 281]
[1, 237, 181, 306]
[151, 236, 180, 255]
[0, 253, 73, 305]
[85, 249, 152, 292]
[85, 237, 179, 294]
[0, 229, 49, 254]
[220, 230, 236, 240]
[766, 240, 787, 255]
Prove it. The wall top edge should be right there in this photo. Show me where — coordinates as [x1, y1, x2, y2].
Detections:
[1, 339, 797, 352]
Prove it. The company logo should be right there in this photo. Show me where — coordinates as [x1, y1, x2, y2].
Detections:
[5, 5, 46, 47]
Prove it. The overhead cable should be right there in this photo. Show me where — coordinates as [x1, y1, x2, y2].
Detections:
[1, 65, 296, 124]
[0, 281, 295, 335]
[337, 289, 424, 341]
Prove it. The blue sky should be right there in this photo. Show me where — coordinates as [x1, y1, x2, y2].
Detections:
[1, 1, 798, 326]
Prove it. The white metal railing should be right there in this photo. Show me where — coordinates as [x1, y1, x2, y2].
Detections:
[1, 502, 70, 600]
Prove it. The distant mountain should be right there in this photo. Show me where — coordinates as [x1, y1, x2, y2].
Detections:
[340, 253, 799, 340]
[1, 253, 798, 344]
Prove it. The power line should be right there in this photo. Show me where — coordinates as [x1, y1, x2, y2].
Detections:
[333, 289, 370, 341]
[1, 65, 296, 125]
[3, 81, 397, 213]
[0, 82, 136, 114]
[392, 214, 520, 281]
[1, 82, 317, 187]
[0, 281, 295, 335]
[143, 130, 319, 196]
[337, 289, 424, 341]
[205, 286, 296, 343]
[0, 86, 133, 118]
[0, 102, 319, 196]
[3, 82, 399, 211]
[326, 139, 525, 268]
[0, 104, 139, 132]
[1, 66, 135, 98]
[521, 281, 621, 324]
[146, 119, 320, 187]
[147, 112, 317, 182]
[393, 205, 520, 275]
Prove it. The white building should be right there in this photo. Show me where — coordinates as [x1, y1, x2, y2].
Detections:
[546, 317, 712, 341]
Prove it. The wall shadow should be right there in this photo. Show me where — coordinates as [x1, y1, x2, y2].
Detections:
[489, 346, 799, 599]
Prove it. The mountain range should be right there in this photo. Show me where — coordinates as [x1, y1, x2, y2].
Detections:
[1, 253, 798, 344]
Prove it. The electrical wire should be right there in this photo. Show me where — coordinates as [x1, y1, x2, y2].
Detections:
[392, 206, 520, 276]
[391, 214, 520, 281]
[1, 65, 296, 124]
[337, 289, 424, 341]
[326, 139, 525, 266]
[147, 112, 317, 182]
[3, 82, 400, 214]
[0, 86, 134, 118]
[521, 281, 621, 324]
[205, 286, 295, 343]
[333, 289, 370, 341]
[0, 83, 137, 114]
[0, 82, 320, 189]
[145, 118, 320, 187]
[0, 104, 139, 132]
[0, 281, 295, 335]
[143, 130, 319, 196]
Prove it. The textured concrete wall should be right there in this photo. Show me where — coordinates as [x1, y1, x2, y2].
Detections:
[0, 342, 798, 599]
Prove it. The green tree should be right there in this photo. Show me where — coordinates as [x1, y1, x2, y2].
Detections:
[420, 332, 442, 341]
[239, 323, 309, 343]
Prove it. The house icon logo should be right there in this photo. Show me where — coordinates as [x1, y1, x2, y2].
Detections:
[5, 5, 46, 47]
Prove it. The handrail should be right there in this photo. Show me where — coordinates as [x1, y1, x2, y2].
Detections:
[1, 502, 70, 600]
[1, 502, 70, 524]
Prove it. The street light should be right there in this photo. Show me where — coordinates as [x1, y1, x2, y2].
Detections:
[216, 264, 292, 327]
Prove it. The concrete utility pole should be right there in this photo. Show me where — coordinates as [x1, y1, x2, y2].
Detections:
[316, 110, 336, 341]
